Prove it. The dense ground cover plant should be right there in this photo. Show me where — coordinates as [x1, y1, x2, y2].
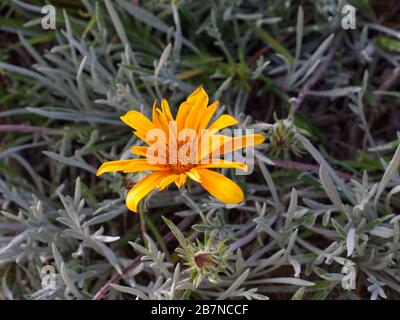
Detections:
[0, 0, 399, 300]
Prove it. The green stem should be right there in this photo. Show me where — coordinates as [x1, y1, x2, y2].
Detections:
[143, 214, 170, 261]
[182, 273, 197, 300]
[138, 202, 148, 246]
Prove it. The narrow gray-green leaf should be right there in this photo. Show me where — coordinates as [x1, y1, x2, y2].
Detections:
[375, 143, 400, 203]
[60, 262, 82, 299]
[319, 164, 346, 213]
[217, 269, 250, 300]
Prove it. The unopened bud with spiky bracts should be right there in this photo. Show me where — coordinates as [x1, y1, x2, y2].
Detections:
[254, 111, 309, 159]
[163, 216, 232, 287]
[184, 235, 231, 287]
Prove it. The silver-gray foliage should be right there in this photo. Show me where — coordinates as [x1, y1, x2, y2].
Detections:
[1, 0, 400, 300]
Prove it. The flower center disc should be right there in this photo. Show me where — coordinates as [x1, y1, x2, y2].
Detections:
[169, 162, 195, 174]
[167, 140, 196, 174]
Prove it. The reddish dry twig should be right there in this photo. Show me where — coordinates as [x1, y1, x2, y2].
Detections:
[379, 67, 400, 91]
[92, 255, 142, 300]
[228, 228, 258, 253]
[292, 34, 341, 112]
[246, 34, 291, 65]
[92, 215, 196, 300]
[0, 124, 53, 134]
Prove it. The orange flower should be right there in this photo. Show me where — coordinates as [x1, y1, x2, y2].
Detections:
[97, 87, 265, 212]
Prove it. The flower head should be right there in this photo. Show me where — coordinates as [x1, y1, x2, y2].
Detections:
[97, 86, 265, 212]
[267, 114, 306, 159]
[181, 236, 232, 287]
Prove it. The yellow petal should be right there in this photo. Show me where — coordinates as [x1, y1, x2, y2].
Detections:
[175, 174, 187, 188]
[184, 87, 209, 130]
[122, 159, 165, 173]
[219, 134, 265, 156]
[151, 100, 160, 124]
[130, 146, 148, 157]
[176, 101, 191, 131]
[176, 86, 208, 131]
[130, 146, 161, 163]
[120, 110, 154, 136]
[141, 123, 169, 156]
[187, 86, 208, 107]
[126, 171, 169, 212]
[197, 100, 219, 133]
[97, 160, 132, 176]
[167, 119, 178, 144]
[134, 131, 150, 144]
[157, 174, 179, 191]
[197, 169, 244, 204]
[129, 146, 163, 165]
[187, 167, 202, 182]
[161, 99, 174, 121]
[201, 133, 265, 160]
[208, 114, 238, 132]
[152, 102, 169, 133]
[196, 158, 248, 172]
[197, 132, 225, 161]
